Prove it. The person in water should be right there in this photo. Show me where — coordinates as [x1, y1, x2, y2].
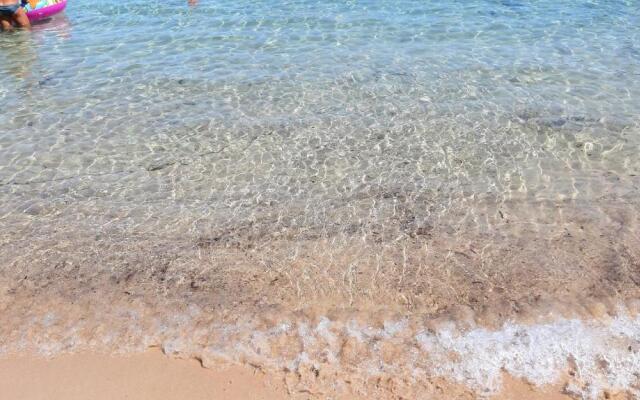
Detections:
[0, 0, 30, 31]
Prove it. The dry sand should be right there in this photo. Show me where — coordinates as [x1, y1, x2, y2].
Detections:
[0, 350, 288, 400]
[0, 349, 592, 400]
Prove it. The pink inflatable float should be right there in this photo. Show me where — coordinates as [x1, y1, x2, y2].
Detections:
[24, 0, 67, 22]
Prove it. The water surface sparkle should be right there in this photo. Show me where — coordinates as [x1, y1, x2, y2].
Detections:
[1, 1, 639, 397]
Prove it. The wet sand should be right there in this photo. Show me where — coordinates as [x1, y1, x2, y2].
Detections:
[0, 350, 587, 400]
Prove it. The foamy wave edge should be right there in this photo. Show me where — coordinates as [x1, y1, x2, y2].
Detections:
[3, 306, 640, 399]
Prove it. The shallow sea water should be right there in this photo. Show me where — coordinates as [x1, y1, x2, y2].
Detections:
[1, 0, 640, 398]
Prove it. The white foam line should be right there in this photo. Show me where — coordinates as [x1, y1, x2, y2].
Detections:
[4, 309, 640, 399]
[416, 315, 640, 398]
[231, 313, 640, 398]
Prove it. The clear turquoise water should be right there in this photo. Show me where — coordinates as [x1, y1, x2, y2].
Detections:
[1, 2, 640, 397]
[0, 0, 640, 278]
[0, 0, 639, 303]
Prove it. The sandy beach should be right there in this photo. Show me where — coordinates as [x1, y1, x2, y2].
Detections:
[0, 349, 586, 400]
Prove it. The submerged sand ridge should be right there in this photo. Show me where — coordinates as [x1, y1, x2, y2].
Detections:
[2, 181, 639, 323]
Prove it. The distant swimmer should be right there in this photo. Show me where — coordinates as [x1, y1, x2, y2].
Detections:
[0, 0, 31, 31]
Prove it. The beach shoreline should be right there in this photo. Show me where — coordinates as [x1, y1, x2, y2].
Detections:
[2, 298, 639, 399]
[0, 349, 586, 400]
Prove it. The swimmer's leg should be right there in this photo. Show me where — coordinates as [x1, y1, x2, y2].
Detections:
[12, 7, 30, 29]
[0, 14, 12, 31]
